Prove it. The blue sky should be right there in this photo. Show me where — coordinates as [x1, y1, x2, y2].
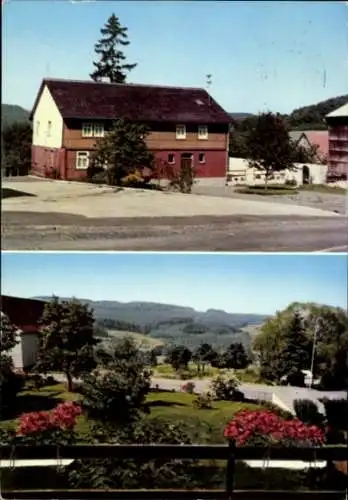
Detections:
[2, 253, 347, 314]
[2, 1, 348, 113]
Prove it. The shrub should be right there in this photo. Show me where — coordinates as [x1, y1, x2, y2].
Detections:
[181, 381, 195, 394]
[193, 392, 213, 410]
[178, 369, 192, 380]
[224, 409, 325, 447]
[285, 178, 297, 187]
[210, 372, 241, 401]
[294, 399, 325, 428]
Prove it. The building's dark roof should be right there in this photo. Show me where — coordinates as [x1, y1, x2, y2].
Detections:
[31, 78, 231, 124]
[1, 295, 46, 334]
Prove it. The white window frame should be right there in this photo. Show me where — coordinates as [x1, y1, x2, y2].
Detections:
[168, 153, 175, 164]
[198, 125, 208, 140]
[47, 120, 52, 138]
[198, 152, 206, 164]
[93, 123, 105, 137]
[82, 122, 94, 137]
[76, 151, 90, 170]
[176, 124, 186, 140]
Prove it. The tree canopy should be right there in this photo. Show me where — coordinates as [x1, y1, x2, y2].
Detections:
[253, 302, 348, 389]
[91, 13, 137, 83]
[88, 118, 154, 186]
[35, 297, 98, 391]
[246, 112, 295, 184]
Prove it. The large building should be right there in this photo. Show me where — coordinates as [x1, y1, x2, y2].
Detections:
[30, 79, 231, 184]
[326, 102, 348, 179]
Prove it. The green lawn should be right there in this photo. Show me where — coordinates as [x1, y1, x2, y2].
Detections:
[154, 362, 220, 379]
[235, 185, 298, 196]
[147, 390, 262, 442]
[299, 184, 346, 195]
[0, 384, 262, 443]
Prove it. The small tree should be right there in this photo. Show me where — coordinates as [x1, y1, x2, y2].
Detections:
[0, 314, 24, 419]
[81, 338, 151, 426]
[220, 342, 250, 370]
[35, 297, 98, 392]
[89, 118, 154, 186]
[166, 345, 192, 371]
[193, 343, 217, 375]
[247, 112, 295, 188]
[90, 13, 137, 83]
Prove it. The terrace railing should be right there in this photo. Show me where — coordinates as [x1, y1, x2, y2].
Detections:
[1, 444, 347, 500]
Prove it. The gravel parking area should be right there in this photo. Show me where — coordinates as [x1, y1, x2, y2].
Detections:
[193, 185, 347, 215]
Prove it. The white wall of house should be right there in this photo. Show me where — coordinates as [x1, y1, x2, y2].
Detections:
[32, 85, 64, 148]
[227, 157, 328, 186]
[9, 329, 25, 369]
[21, 333, 39, 368]
[9, 331, 39, 369]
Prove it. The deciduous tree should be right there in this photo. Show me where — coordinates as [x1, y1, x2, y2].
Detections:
[91, 13, 137, 83]
[35, 297, 98, 392]
[88, 118, 154, 186]
[166, 345, 192, 371]
[247, 112, 295, 188]
[220, 342, 250, 370]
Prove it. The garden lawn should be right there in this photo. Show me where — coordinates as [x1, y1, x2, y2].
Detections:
[0, 385, 262, 443]
[235, 185, 298, 196]
[299, 184, 346, 195]
[146, 391, 263, 443]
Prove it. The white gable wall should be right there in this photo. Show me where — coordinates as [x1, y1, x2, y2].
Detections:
[32, 85, 63, 148]
[227, 157, 328, 185]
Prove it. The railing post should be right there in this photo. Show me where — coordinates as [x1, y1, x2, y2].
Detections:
[225, 440, 236, 500]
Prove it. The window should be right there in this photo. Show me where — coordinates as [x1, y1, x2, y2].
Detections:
[93, 123, 105, 137]
[168, 153, 175, 164]
[36, 121, 40, 136]
[82, 122, 104, 137]
[176, 125, 186, 140]
[198, 153, 206, 163]
[198, 125, 208, 140]
[82, 122, 93, 137]
[76, 151, 90, 169]
[47, 121, 52, 138]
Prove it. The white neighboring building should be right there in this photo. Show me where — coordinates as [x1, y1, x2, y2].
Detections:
[227, 157, 328, 186]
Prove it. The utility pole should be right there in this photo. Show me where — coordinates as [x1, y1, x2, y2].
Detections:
[309, 318, 321, 389]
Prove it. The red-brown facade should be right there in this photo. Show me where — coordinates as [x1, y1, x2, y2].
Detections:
[30, 79, 231, 182]
[32, 121, 229, 181]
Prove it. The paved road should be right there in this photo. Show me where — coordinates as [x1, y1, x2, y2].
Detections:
[2, 211, 348, 251]
[151, 377, 346, 415]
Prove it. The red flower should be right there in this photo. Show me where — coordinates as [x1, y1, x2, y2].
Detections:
[224, 409, 325, 446]
[17, 402, 82, 435]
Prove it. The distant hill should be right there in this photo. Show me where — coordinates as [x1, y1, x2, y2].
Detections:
[287, 95, 348, 131]
[33, 297, 269, 350]
[2, 104, 30, 127]
[229, 112, 255, 121]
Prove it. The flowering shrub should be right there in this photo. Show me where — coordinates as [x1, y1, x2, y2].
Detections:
[210, 372, 241, 401]
[17, 401, 82, 443]
[224, 409, 325, 447]
[181, 382, 195, 394]
[193, 392, 213, 409]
